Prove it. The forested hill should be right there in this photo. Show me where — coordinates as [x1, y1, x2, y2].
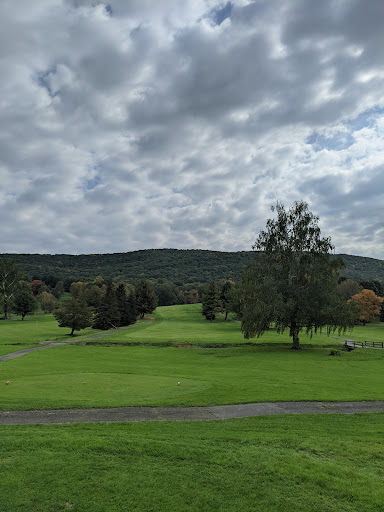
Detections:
[1, 249, 383, 287]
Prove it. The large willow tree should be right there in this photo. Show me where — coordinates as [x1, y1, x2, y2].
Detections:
[241, 201, 354, 349]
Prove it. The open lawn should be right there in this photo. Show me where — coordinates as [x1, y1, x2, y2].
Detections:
[2, 304, 383, 351]
[1, 304, 384, 511]
[1, 413, 384, 512]
[0, 312, 97, 347]
[68, 304, 384, 346]
[2, 343, 384, 410]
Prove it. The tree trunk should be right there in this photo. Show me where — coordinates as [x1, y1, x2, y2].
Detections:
[225, 311, 228, 320]
[70, 327, 75, 336]
[290, 323, 301, 350]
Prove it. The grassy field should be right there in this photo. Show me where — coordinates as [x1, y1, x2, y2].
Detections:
[1, 413, 384, 512]
[2, 304, 383, 350]
[2, 342, 384, 410]
[1, 303, 384, 511]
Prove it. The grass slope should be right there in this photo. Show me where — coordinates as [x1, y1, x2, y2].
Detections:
[0, 312, 100, 356]
[2, 344, 384, 410]
[2, 304, 383, 351]
[1, 414, 384, 512]
[67, 304, 384, 346]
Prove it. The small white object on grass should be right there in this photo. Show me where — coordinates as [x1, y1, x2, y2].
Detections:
[177, 381, 180, 386]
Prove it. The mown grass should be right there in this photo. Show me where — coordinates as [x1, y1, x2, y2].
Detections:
[2, 343, 384, 410]
[68, 304, 384, 346]
[1, 414, 384, 512]
[2, 304, 383, 351]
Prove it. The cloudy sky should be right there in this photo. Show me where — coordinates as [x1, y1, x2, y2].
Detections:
[1, 0, 383, 258]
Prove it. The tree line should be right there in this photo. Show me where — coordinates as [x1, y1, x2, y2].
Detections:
[54, 280, 157, 335]
[1, 248, 383, 291]
[0, 259, 158, 335]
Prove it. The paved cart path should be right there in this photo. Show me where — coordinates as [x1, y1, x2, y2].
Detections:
[0, 318, 155, 362]
[1, 401, 384, 425]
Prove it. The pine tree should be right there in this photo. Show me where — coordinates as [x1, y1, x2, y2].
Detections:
[93, 282, 120, 330]
[127, 291, 137, 325]
[202, 282, 221, 322]
[220, 281, 233, 320]
[135, 280, 157, 319]
[116, 284, 132, 326]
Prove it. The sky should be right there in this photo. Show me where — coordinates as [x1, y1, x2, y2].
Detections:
[1, 0, 383, 259]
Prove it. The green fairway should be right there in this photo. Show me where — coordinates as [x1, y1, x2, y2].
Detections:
[1, 414, 384, 512]
[2, 305, 383, 351]
[74, 304, 384, 346]
[2, 343, 384, 410]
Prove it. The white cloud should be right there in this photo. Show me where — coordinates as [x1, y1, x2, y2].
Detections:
[0, 0, 383, 259]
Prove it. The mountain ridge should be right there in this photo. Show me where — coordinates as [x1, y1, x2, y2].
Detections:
[1, 249, 383, 287]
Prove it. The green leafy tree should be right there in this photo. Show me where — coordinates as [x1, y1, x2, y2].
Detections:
[54, 298, 93, 336]
[135, 280, 157, 319]
[155, 281, 179, 306]
[93, 282, 120, 329]
[240, 201, 355, 349]
[337, 279, 363, 301]
[39, 291, 58, 313]
[0, 259, 25, 319]
[83, 284, 104, 309]
[52, 280, 64, 299]
[13, 282, 37, 320]
[202, 281, 221, 322]
[70, 281, 88, 298]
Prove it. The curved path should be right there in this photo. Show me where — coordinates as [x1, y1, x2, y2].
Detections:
[1, 401, 384, 425]
[0, 318, 155, 362]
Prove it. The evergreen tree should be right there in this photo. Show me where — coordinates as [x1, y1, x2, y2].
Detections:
[13, 282, 37, 320]
[135, 280, 157, 318]
[202, 281, 221, 322]
[116, 283, 131, 326]
[54, 298, 93, 336]
[93, 282, 120, 330]
[127, 291, 137, 325]
[220, 281, 233, 320]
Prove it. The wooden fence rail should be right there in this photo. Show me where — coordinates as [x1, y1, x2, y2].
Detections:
[344, 339, 383, 350]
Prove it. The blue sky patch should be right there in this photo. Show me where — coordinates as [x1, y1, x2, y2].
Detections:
[346, 105, 384, 131]
[210, 2, 233, 26]
[35, 67, 58, 98]
[306, 131, 355, 151]
[85, 175, 102, 191]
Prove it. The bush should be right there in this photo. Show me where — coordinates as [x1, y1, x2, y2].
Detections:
[329, 349, 342, 356]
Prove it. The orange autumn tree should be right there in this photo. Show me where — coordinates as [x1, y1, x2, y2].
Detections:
[348, 289, 383, 326]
